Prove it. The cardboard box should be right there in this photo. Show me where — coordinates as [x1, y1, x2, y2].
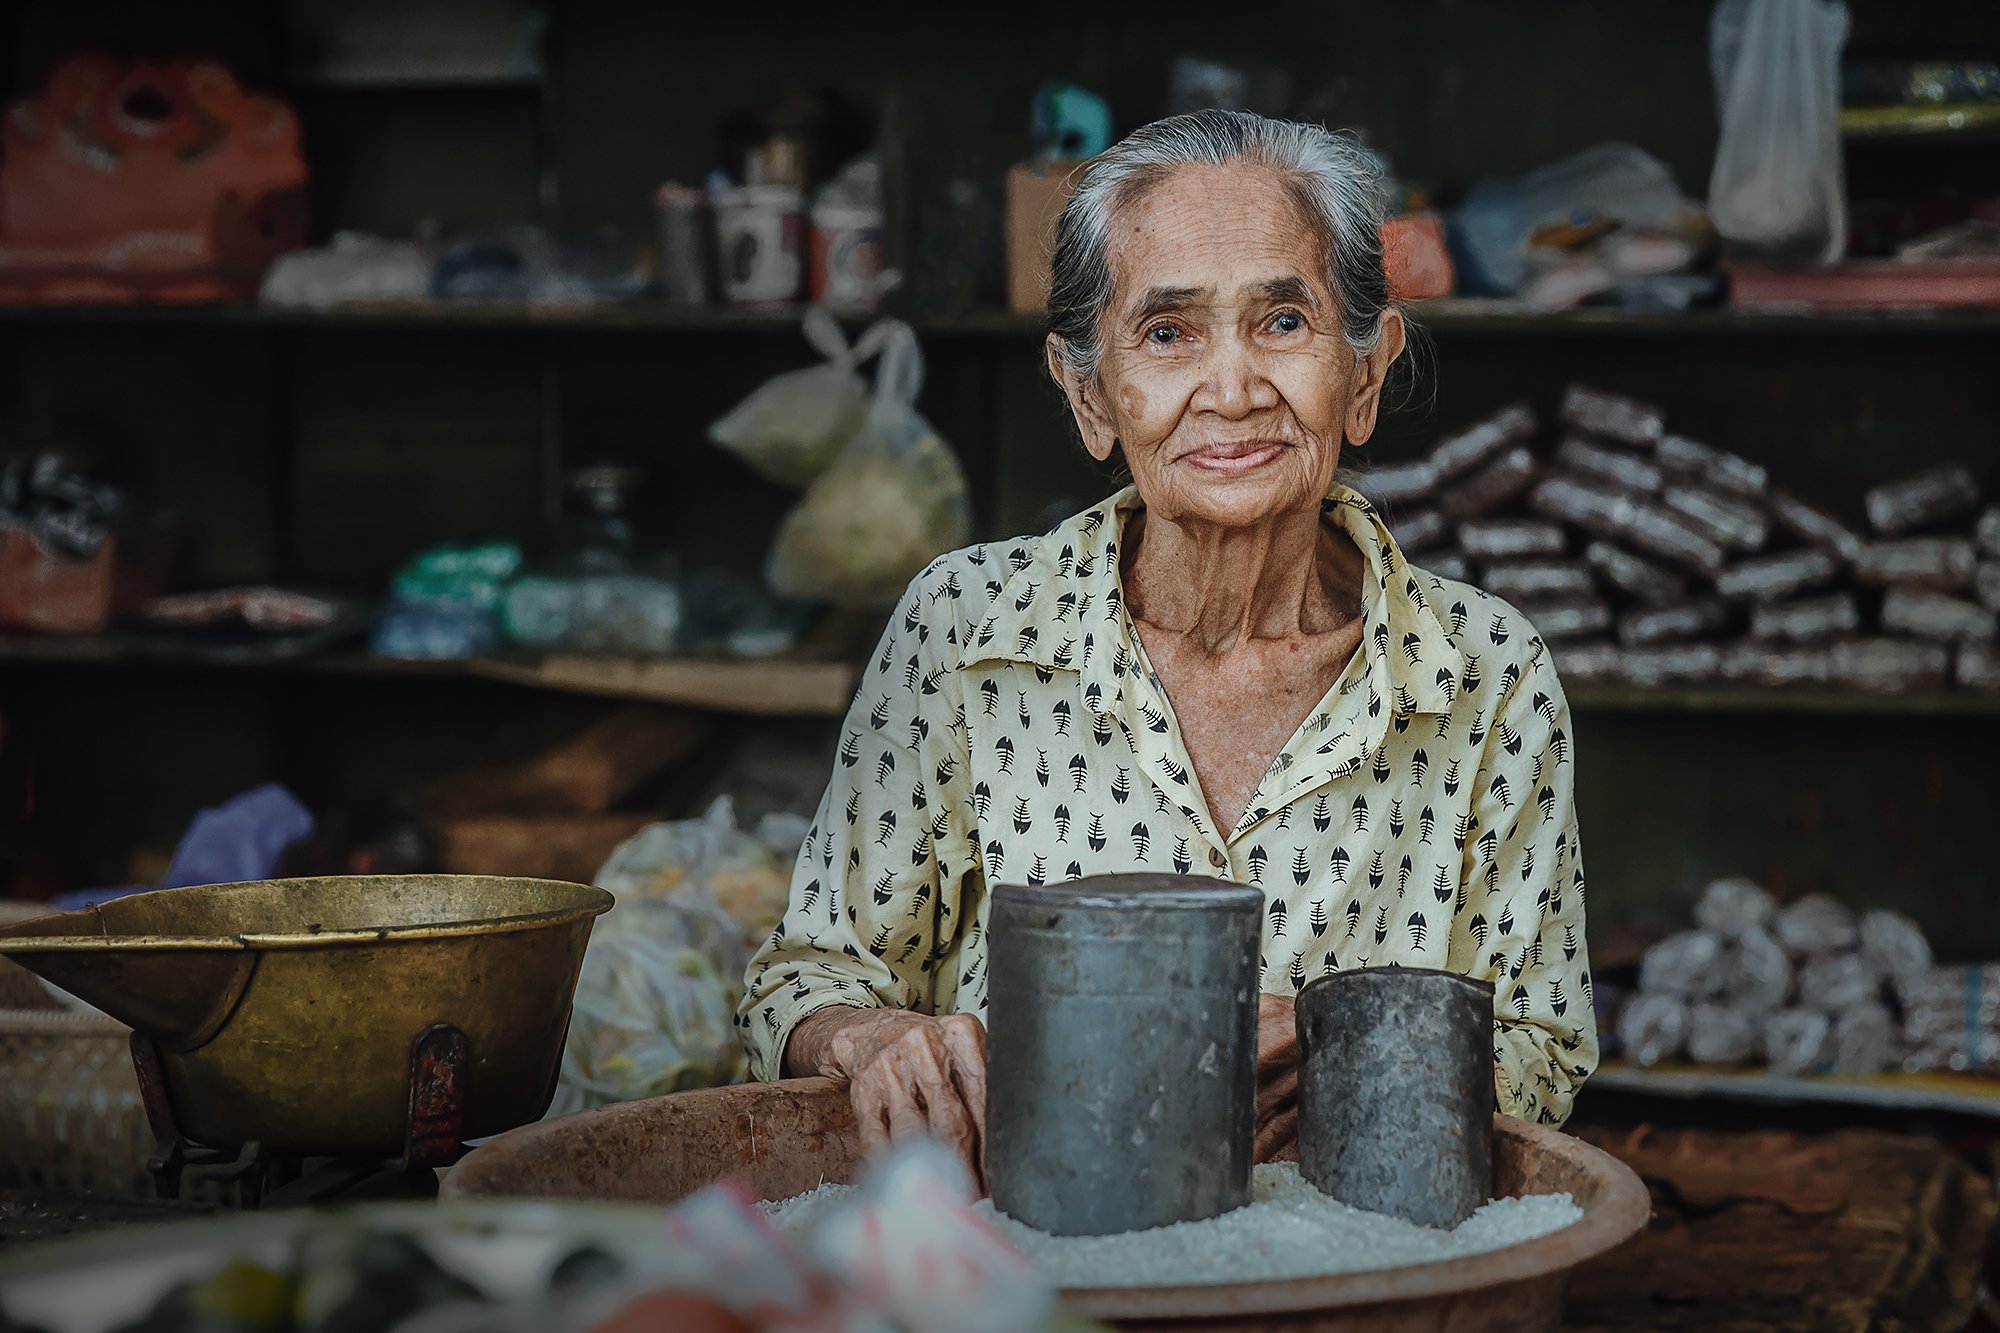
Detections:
[1006, 159, 1088, 316]
[0, 530, 114, 632]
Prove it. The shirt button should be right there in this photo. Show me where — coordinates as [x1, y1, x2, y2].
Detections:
[1208, 847, 1228, 870]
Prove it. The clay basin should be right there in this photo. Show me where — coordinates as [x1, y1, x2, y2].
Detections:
[445, 1077, 1650, 1332]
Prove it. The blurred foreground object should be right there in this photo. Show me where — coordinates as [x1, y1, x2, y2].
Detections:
[1382, 212, 1454, 301]
[1708, 0, 1850, 266]
[0, 53, 306, 303]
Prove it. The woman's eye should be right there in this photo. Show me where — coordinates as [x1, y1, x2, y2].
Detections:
[1146, 324, 1180, 345]
[1272, 311, 1304, 334]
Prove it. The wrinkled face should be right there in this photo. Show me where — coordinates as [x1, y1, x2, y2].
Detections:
[1050, 161, 1404, 530]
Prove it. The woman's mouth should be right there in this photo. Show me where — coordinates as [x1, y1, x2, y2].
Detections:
[1184, 439, 1286, 476]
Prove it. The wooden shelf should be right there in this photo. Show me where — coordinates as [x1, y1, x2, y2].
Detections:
[1592, 1061, 2000, 1120]
[1566, 684, 2000, 716]
[0, 637, 858, 718]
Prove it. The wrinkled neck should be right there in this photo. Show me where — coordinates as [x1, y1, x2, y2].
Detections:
[1123, 504, 1359, 654]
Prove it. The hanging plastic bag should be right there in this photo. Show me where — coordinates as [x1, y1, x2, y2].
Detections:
[707, 308, 891, 487]
[765, 321, 971, 609]
[1708, 0, 1850, 265]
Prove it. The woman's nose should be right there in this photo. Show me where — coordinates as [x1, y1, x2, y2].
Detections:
[1190, 335, 1278, 419]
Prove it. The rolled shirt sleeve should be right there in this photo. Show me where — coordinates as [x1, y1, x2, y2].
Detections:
[1453, 640, 1598, 1126]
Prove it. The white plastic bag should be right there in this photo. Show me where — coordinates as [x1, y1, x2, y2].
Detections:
[766, 321, 971, 609]
[707, 308, 892, 487]
[1708, 0, 1850, 265]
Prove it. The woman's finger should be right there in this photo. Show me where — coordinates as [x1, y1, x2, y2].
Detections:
[876, 1060, 933, 1146]
[1255, 1107, 1298, 1163]
[850, 1077, 893, 1156]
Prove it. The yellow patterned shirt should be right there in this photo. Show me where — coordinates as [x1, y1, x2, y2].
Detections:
[738, 483, 1598, 1125]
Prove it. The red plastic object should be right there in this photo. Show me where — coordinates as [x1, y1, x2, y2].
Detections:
[1729, 261, 2000, 309]
[0, 53, 308, 303]
[1383, 212, 1456, 303]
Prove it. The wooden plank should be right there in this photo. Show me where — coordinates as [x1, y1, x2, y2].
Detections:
[465, 653, 857, 717]
[1591, 1062, 2000, 1120]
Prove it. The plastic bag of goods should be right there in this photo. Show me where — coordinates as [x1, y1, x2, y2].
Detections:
[1857, 909, 1933, 981]
[1638, 929, 1726, 997]
[766, 320, 971, 609]
[1723, 927, 1793, 1013]
[1707, 0, 1850, 265]
[1771, 892, 1857, 955]
[708, 307, 893, 487]
[594, 795, 806, 954]
[1617, 992, 1689, 1067]
[1694, 876, 1776, 939]
[1686, 1002, 1759, 1065]
[1762, 1007, 1830, 1075]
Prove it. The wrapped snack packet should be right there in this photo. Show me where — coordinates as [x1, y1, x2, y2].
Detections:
[1438, 446, 1540, 521]
[1694, 876, 1777, 937]
[1829, 1001, 1897, 1074]
[1617, 599, 1732, 647]
[1616, 992, 1690, 1067]
[1639, 928, 1726, 995]
[1626, 503, 1730, 578]
[1584, 541, 1687, 608]
[1479, 561, 1597, 602]
[1422, 551, 1472, 583]
[1978, 506, 2000, 559]
[1852, 537, 1978, 590]
[1620, 643, 1721, 686]
[1429, 403, 1536, 481]
[1959, 641, 2000, 691]
[1715, 547, 1840, 603]
[1768, 490, 1865, 562]
[1661, 484, 1770, 554]
[1977, 561, 2000, 613]
[1724, 928, 1793, 1012]
[1797, 952, 1879, 1012]
[1863, 465, 1982, 536]
[1762, 1008, 1831, 1075]
[1656, 433, 1769, 497]
[1772, 892, 1858, 956]
[1879, 588, 1997, 644]
[1857, 909, 1932, 981]
[1830, 638, 1951, 692]
[1458, 519, 1567, 560]
[1749, 593, 1859, 644]
[1555, 435, 1663, 495]
[1517, 598, 1613, 641]
[1559, 384, 1666, 448]
[1719, 643, 1831, 687]
[1552, 639, 1623, 684]
[1353, 457, 1439, 507]
[1686, 1002, 1759, 1065]
[1897, 964, 2000, 1071]
[1389, 507, 1448, 552]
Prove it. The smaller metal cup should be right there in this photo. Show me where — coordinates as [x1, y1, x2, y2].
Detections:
[1295, 966, 1496, 1229]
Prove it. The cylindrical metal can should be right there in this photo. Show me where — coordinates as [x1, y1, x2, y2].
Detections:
[1296, 967, 1496, 1229]
[986, 873, 1261, 1237]
[654, 183, 712, 304]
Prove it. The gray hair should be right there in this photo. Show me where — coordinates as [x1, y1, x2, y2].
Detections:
[1047, 109, 1394, 386]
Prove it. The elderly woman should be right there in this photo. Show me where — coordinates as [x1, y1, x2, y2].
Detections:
[738, 109, 1596, 1182]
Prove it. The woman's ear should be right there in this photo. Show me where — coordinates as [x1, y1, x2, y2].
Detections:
[1046, 336, 1119, 462]
[1342, 308, 1407, 448]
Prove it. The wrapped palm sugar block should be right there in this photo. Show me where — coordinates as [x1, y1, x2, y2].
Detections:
[1863, 465, 1981, 536]
[1768, 490, 1865, 562]
[1616, 992, 1689, 1067]
[1656, 433, 1769, 497]
[1972, 560, 2000, 613]
[1879, 587, 1998, 643]
[1686, 1002, 1759, 1064]
[1978, 506, 2000, 559]
[1625, 503, 1729, 578]
[1620, 642, 1721, 686]
[1762, 1008, 1831, 1075]
[1830, 1001, 1898, 1074]
[1438, 446, 1539, 521]
[1750, 593, 1859, 644]
[1517, 597, 1612, 640]
[1773, 892, 1858, 955]
[1558, 384, 1666, 448]
[1479, 560, 1596, 602]
[1797, 952, 1879, 1011]
[1354, 457, 1439, 507]
[1552, 639, 1622, 684]
[1639, 929, 1726, 996]
[1554, 435, 1663, 495]
[1720, 642, 1831, 687]
[1857, 910, 1933, 982]
[1695, 876, 1777, 937]
[1388, 507, 1447, 552]
[1458, 519, 1566, 560]
[1617, 598, 1731, 646]
[1428, 403, 1536, 481]
[1584, 541, 1686, 608]
[1724, 929, 1793, 1013]
[1959, 641, 2000, 691]
[1715, 547, 1840, 603]
[1830, 638, 1951, 692]
[1534, 474, 1726, 576]
[1852, 536, 1977, 590]
[1661, 484, 1770, 553]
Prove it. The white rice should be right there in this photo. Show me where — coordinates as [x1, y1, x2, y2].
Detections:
[760, 1162, 1581, 1288]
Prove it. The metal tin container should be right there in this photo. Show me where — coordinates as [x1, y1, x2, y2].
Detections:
[1296, 967, 1496, 1229]
[985, 873, 1261, 1237]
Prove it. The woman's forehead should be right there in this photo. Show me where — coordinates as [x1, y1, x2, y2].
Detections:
[1107, 162, 1329, 307]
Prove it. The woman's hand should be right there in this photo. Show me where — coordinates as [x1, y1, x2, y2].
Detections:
[785, 1007, 989, 1191]
[1256, 991, 1301, 1162]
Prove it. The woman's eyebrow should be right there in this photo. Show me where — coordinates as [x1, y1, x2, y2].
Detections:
[1127, 284, 1204, 322]
[1254, 275, 1319, 306]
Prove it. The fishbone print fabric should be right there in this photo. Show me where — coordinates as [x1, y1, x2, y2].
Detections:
[739, 483, 1597, 1125]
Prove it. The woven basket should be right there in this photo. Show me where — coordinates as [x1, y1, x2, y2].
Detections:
[0, 901, 155, 1196]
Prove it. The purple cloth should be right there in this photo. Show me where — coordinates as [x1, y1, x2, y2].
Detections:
[54, 783, 314, 911]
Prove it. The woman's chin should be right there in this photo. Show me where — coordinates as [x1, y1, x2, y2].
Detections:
[1152, 460, 1325, 526]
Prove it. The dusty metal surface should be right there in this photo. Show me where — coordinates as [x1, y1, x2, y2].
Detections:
[1297, 968, 1496, 1229]
[445, 1077, 1650, 1331]
[0, 877, 611, 1153]
[985, 874, 1262, 1237]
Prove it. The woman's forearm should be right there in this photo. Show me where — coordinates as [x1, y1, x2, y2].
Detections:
[782, 1004, 875, 1077]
